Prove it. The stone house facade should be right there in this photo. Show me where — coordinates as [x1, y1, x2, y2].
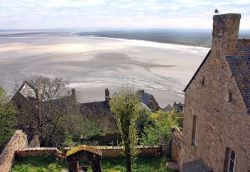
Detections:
[181, 13, 250, 172]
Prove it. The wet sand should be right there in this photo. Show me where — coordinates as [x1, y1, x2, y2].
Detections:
[0, 34, 209, 107]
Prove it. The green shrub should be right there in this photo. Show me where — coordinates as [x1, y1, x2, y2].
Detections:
[0, 86, 16, 152]
[47, 164, 60, 172]
[11, 156, 67, 172]
[140, 110, 178, 145]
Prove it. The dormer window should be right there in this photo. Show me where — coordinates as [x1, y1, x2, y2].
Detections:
[228, 91, 233, 102]
[201, 77, 205, 86]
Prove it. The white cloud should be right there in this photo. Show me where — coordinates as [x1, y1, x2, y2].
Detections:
[0, 0, 249, 29]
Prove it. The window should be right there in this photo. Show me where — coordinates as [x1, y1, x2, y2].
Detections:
[201, 77, 205, 86]
[228, 91, 233, 102]
[224, 148, 236, 172]
[191, 115, 197, 146]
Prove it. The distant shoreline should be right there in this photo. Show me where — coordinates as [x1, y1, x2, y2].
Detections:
[1, 29, 250, 48]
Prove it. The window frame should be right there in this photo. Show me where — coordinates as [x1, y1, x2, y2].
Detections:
[227, 149, 236, 172]
[191, 115, 197, 147]
[224, 147, 236, 172]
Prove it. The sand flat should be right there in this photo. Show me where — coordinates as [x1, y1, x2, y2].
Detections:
[0, 35, 209, 107]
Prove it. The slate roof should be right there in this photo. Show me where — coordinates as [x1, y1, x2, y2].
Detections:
[139, 91, 153, 105]
[137, 90, 160, 111]
[79, 101, 112, 117]
[184, 39, 250, 113]
[164, 104, 173, 112]
[226, 54, 250, 112]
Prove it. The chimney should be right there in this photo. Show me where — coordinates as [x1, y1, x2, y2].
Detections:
[71, 88, 76, 101]
[212, 13, 241, 56]
[105, 88, 110, 103]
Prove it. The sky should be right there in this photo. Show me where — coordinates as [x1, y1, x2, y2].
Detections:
[1, 0, 250, 30]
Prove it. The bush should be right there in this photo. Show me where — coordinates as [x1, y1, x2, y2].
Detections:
[140, 110, 178, 145]
[0, 86, 16, 152]
[11, 156, 67, 172]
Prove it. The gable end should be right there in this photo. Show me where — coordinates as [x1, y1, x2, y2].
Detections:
[184, 50, 211, 92]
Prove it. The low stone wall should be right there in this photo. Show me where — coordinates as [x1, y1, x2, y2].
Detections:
[16, 147, 62, 158]
[171, 127, 183, 169]
[0, 130, 28, 172]
[64, 145, 167, 158]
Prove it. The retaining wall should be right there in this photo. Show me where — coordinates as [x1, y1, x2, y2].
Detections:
[0, 130, 28, 172]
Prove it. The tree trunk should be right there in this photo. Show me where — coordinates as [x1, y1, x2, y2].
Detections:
[125, 146, 132, 172]
[124, 119, 132, 172]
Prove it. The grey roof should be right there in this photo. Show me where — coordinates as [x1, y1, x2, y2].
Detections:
[184, 39, 250, 113]
[80, 101, 112, 117]
[140, 91, 153, 105]
[226, 55, 250, 112]
[137, 90, 159, 111]
[226, 39, 250, 112]
[164, 104, 173, 112]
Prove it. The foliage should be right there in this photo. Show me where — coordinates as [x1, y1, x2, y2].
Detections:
[110, 88, 142, 172]
[140, 110, 178, 145]
[11, 156, 67, 172]
[171, 109, 184, 128]
[0, 86, 16, 152]
[15, 76, 78, 147]
[12, 156, 173, 172]
[102, 157, 174, 172]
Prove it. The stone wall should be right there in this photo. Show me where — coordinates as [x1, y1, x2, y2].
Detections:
[15, 148, 62, 159]
[181, 13, 250, 172]
[0, 130, 28, 172]
[171, 127, 183, 164]
[65, 145, 167, 158]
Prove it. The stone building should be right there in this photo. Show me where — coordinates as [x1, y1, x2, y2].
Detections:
[137, 90, 160, 112]
[181, 13, 250, 172]
[12, 80, 77, 142]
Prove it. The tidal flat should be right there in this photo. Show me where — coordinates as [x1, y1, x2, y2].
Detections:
[0, 33, 209, 107]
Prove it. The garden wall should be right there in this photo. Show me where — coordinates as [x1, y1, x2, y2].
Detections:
[15, 147, 62, 158]
[0, 130, 28, 172]
[64, 145, 167, 158]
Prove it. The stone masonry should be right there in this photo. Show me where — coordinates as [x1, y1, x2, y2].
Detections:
[181, 13, 250, 172]
[0, 130, 28, 172]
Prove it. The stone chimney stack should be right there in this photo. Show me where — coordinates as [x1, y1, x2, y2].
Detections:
[212, 13, 241, 56]
[71, 88, 76, 101]
[105, 88, 110, 103]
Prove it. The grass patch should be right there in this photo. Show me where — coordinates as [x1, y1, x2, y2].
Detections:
[12, 156, 173, 172]
[11, 155, 67, 172]
[102, 157, 174, 172]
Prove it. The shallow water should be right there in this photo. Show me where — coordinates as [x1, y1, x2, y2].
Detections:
[0, 33, 209, 107]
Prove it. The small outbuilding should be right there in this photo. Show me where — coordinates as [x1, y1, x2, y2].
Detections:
[66, 145, 102, 172]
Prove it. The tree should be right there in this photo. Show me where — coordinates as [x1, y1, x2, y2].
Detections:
[14, 76, 78, 147]
[110, 88, 142, 172]
[141, 110, 178, 145]
[0, 86, 16, 152]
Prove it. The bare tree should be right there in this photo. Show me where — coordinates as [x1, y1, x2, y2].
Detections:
[13, 76, 78, 147]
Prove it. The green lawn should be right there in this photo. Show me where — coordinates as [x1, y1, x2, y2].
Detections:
[11, 155, 67, 172]
[12, 156, 173, 172]
[102, 157, 174, 172]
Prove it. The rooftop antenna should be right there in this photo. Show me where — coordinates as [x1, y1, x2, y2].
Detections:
[214, 8, 219, 14]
